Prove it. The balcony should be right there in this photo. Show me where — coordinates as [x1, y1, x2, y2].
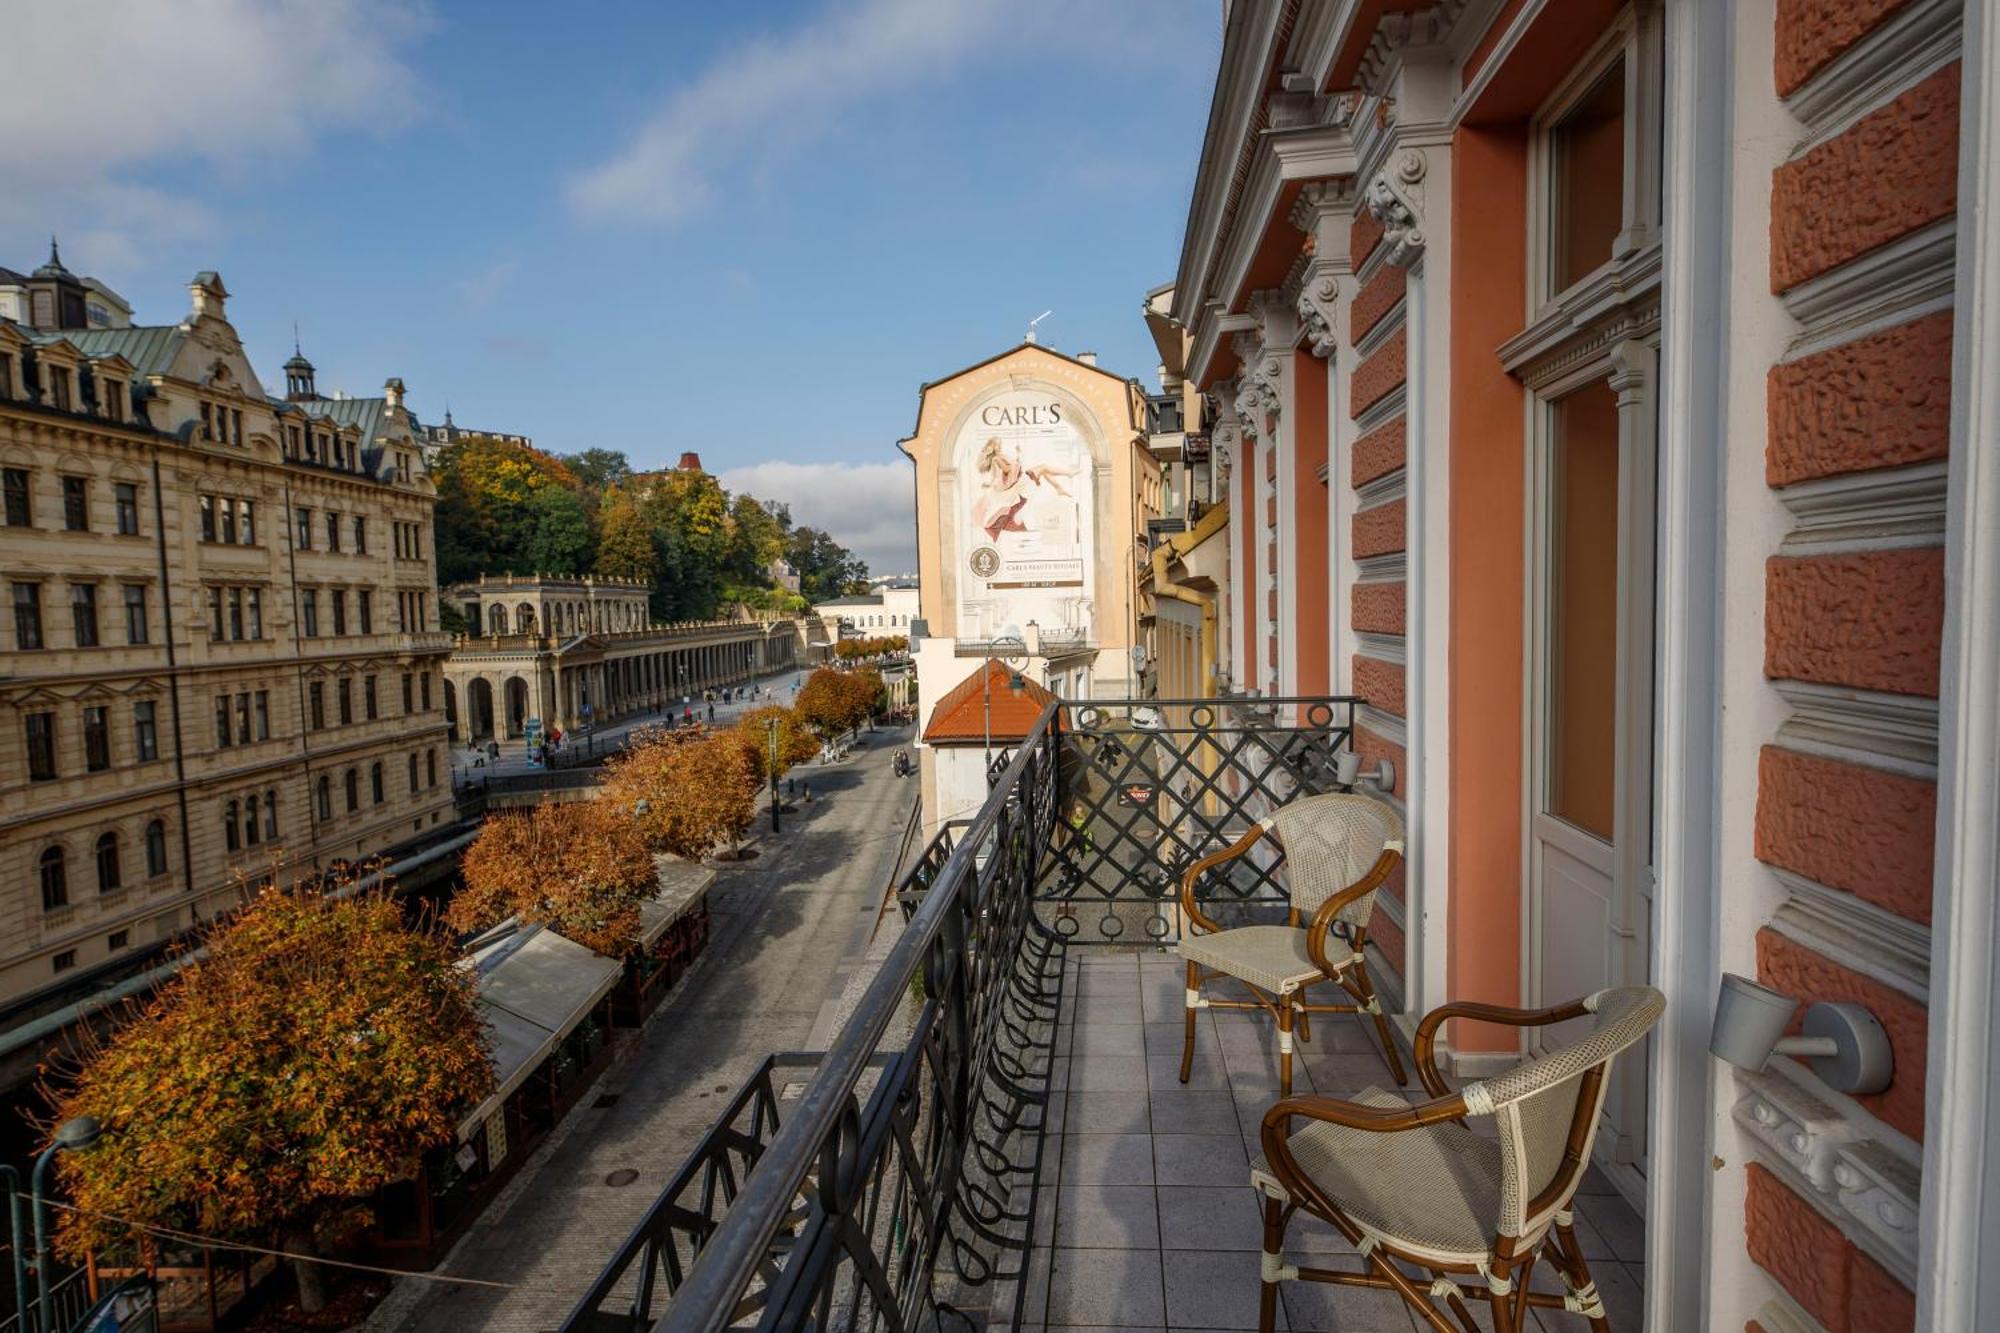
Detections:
[561, 697, 1647, 1332]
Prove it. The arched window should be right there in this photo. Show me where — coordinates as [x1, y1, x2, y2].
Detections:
[371, 761, 384, 804]
[516, 603, 535, 633]
[345, 768, 359, 811]
[490, 604, 508, 634]
[224, 799, 240, 852]
[315, 775, 331, 820]
[408, 752, 419, 792]
[244, 794, 261, 845]
[264, 789, 278, 841]
[426, 749, 437, 787]
[144, 819, 168, 876]
[96, 832, 121, 891]
[40, 846, 67, 910]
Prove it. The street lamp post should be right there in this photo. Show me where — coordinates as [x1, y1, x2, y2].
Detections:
[983, 635, 1028, 773]
[26, 1115, 103, 1332]
[766, 717, 782, 833]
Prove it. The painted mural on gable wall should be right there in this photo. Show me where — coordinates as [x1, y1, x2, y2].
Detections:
[952, 386, 1096, 642]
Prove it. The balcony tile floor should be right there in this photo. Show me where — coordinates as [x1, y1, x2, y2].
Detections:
[1017, 949, 1647, 1332]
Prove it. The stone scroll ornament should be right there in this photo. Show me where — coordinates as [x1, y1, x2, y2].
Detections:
[1365, 149, 1428, 268]
[1297, 274, 1339, 359]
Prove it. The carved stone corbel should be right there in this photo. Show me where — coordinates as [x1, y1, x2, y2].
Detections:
[1296, 272, 1339, 359]
[1365, 149, 1428, 268]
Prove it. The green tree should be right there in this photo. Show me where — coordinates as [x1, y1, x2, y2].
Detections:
[524, 485, 595, 575]
[788, 526, 870, 601]
[430, 435, 581, 583]
[595, 492, 657, 583]
[562, 447, 633, 492]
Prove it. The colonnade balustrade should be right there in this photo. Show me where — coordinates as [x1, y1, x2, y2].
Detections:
[446, 623, 802, 744]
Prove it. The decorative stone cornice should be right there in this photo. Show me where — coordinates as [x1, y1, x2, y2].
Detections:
[1353, 0, 1471, 96]
[1364, 150, 1428, 268]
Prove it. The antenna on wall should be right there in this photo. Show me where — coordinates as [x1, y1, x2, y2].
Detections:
[1025, 310, 1052, 344]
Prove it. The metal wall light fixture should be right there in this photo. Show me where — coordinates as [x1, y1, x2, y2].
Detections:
[1334, 749, 1395, 793]
[1709, 972, 1893, 1096]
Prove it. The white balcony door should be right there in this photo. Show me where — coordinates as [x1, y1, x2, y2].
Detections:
[1528, 355, 1657, 1203]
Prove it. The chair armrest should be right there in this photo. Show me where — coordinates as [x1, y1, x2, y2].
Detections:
[1259, 1089, 1470, 1208]
[1179, 822, 1268, 937]
[1303, 849, 1401, 976]
[1409, 998, 1594, 1099]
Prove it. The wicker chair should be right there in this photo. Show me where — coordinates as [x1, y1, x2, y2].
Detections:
[1249, 986, 1665, 1332]
[1177, 792, 1407, 1096]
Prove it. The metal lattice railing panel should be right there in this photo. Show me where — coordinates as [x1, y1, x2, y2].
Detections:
[1041, 697, 1362, 944]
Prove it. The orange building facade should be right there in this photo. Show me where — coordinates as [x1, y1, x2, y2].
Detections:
[1157, 1, 1999, 1327]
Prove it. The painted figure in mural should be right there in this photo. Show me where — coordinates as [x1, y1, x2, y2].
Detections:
[972, 437, 1077, 541]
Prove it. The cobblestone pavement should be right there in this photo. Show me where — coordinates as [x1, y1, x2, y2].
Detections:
[368, 722, 919, 1332]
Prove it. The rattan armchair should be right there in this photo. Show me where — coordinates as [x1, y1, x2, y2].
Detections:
[1177, 791, 1407, 1096]
[1249, 986, 1665, 1333]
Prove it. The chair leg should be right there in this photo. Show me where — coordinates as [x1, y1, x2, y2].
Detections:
[1277, 995, 1294, 1097]
[1353, 963, 1407, 1085]
[1548, 1218, 1611, 1333]
[1179, 959, 1199, 1086]
[1258, 1194, 1285, 1333]
[1294, 995, 1311, 1044]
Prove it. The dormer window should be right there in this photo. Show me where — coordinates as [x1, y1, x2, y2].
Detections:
[0, 353, 15, 400]
[49, 368, 71, 412]
[199, 402, 213, 440]
[231, 408, 243, 445]
[100, 378, 123, 422]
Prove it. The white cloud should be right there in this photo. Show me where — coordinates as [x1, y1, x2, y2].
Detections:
[456, 257, 521, 311]
[567, 0, 1210, 225]
[0, 0, 430, 269]
[719, 459, 916, 577]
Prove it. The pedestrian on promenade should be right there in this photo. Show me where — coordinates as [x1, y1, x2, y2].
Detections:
[803, 782, 812, 804]
[707, 703, 715, 721]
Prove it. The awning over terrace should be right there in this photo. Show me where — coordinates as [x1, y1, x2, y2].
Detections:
[456, 925, 623, 1140]
[637, 856, 717, 948]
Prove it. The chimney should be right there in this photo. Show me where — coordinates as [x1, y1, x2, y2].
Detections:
[383, 377, 405, 409]
[678, 451, 704, 472]
[1078, 350, 1097, 367]
[188, 271, 228, 320]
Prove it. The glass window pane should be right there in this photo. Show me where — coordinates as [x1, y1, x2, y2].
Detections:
[1552, 60, 1626, 292]
[1547, 378, 1621, 840]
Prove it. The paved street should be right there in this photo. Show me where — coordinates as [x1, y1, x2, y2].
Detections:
[449, 664, 817, 783]
[371, 720, 919, 1332]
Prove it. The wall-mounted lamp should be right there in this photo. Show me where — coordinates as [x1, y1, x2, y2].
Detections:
[1334, 750, 1395, 793]
[1709, 973, 1893, 1096]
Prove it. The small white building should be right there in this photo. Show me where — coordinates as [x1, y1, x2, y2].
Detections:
[812, 582, 919, 641]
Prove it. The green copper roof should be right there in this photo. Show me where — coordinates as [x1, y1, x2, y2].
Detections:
[31, 324, 186, 377]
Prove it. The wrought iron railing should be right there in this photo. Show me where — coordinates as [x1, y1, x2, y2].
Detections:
[565, 694, 1363, 1330]
[1044, 696, 1361, 943]
[557, 1055, 790, 1329]
[565, 702, 1068, 1332]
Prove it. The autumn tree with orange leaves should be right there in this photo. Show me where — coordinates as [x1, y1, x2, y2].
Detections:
[44, 877, 490, 1314]
[449, 800, 659, 956]
[734, 705, 821, 781]
[601, 729, 756, 858]
[795, 666, 881, 740]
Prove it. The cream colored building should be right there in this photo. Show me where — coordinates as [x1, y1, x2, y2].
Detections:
[811, 581, 919, 643]
[900, 340, 1158, 839]
[441, 574, 801, 739]
[0, 260, 454, 1011]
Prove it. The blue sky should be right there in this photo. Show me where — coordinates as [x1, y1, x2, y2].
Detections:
[5, 0, 1221, 573]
